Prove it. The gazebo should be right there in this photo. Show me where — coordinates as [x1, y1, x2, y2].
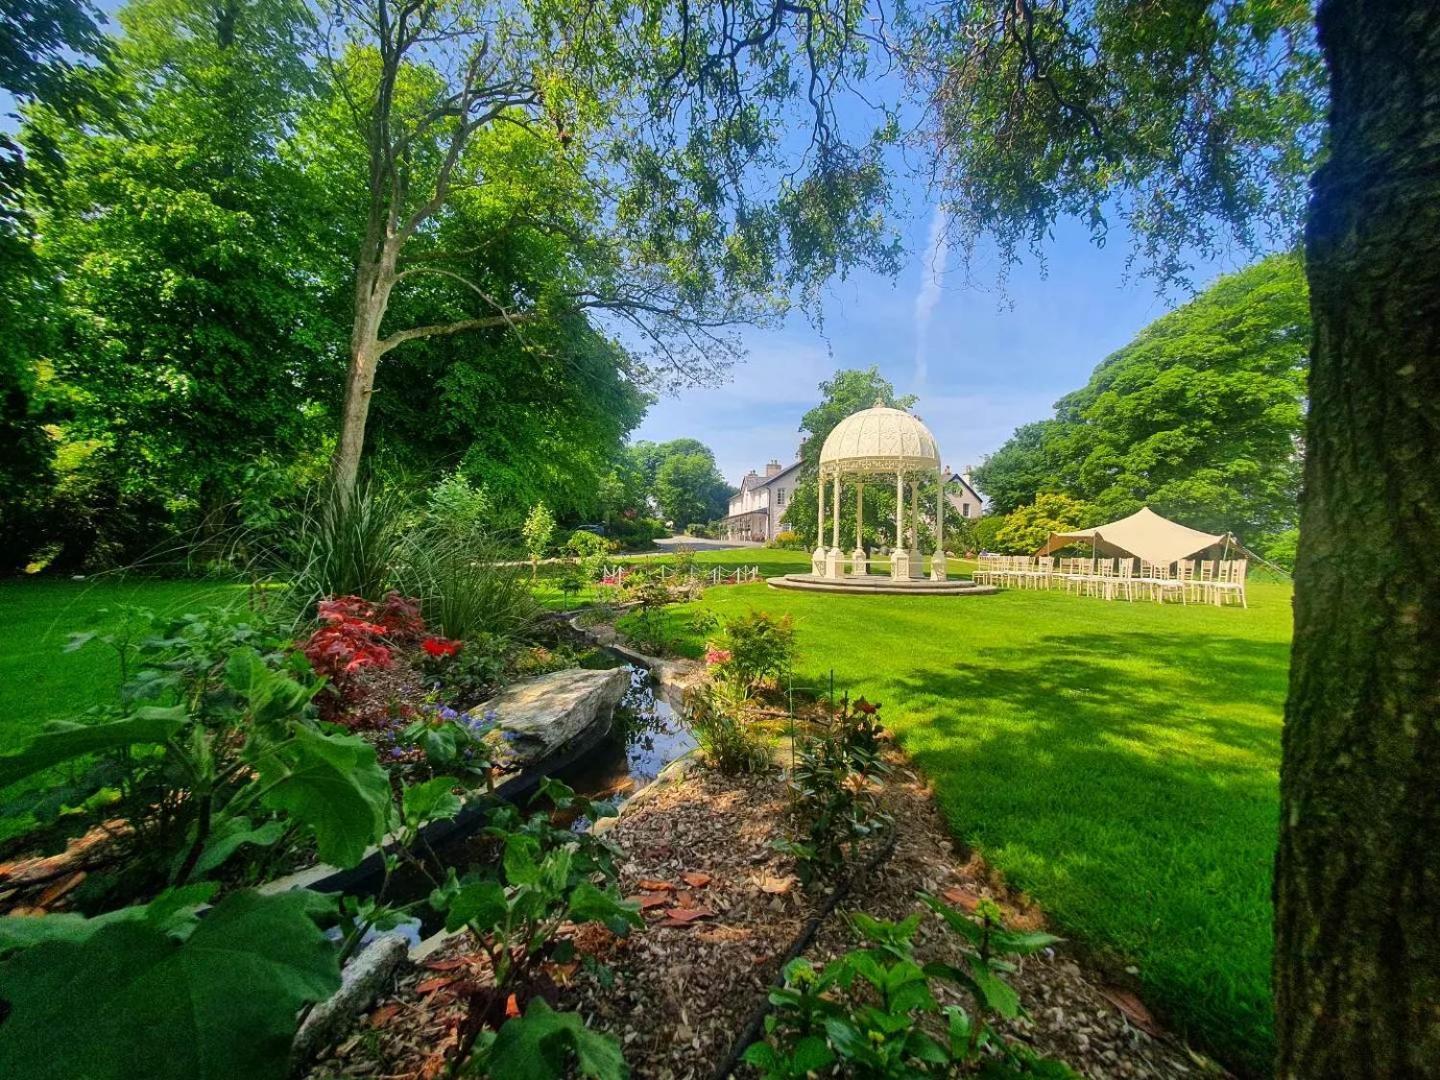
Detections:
[812, 401, 947, 581]
[768, 402, 994, 595]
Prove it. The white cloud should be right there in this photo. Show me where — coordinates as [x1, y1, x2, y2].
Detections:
[912, 206, 950, 387]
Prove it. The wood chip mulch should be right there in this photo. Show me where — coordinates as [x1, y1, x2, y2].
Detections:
[309, 754, 1230, 1080]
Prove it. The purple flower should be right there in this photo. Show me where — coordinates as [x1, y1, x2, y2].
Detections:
[502, 730, 520, 743]
[388, 748, 405, 760]
[483, 709, 499, 723]
[435, 704, 460, 722]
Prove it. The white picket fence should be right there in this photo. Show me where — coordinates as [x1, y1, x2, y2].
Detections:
[600, 564, 761, 586]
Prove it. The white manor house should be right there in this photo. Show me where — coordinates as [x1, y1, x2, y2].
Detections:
[721, 454, 983, 543]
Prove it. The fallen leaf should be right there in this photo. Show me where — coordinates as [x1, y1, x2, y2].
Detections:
[628, 892, 671, 911]
[424, 956, 473, 971]
[415, 976, 455, 995]
[942, 886, 981, 912]
[1099, 987, 1164, 1038]
[369, 1003, 401, 1028]
[681, 871, 711, 888]
[636, 878, 675, 892]
[759, 876, 795, 895]
[504, 993, 520, 1019]
[675, 890, 697, 908]
[662, 906, 715, 923]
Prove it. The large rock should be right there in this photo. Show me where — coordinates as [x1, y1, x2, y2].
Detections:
[472, 666, 628, 769]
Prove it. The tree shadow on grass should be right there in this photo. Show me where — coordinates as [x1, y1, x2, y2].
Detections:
[864, 631, 1288, 1076]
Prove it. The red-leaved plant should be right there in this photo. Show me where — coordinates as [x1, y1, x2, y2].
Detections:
[302, 593, 428, 724]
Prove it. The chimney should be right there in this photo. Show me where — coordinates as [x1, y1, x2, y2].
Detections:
[765, 459, 782, 477]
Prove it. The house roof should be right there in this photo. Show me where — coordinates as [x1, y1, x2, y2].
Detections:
[947, 473, 982, 503]
[754, 461, 802, 487]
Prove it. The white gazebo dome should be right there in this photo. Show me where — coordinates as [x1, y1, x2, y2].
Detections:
[819, 402, 941, 476]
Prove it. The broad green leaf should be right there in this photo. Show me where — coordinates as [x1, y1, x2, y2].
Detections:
[445, 879, 508, 934]
[971, 959, 1021, 1019]
[0, 889, 340, 1080]
[502, 832, 542, 885]
[187, 817, 288, 879]
[0, 706, 190, 789]
[484, 998, 627, 1080]
[402, 777, 463, 827]
[224, 647, 318, 727]
[789, 1034, 836, 1073]
[566, 881, 642, 935]
[256, 725, 388, 867]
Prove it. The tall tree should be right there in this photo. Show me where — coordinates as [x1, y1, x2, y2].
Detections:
[973, 254, 1310, 556]
[22, 0, 337, 565]
[904, 0, 1439, 1073]
[318, 0, 900, 499]
[653, 450, 729, 529]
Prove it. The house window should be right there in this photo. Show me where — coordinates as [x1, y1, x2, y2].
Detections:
[776, 487, 786, 507]
[962, 503, 971, 517]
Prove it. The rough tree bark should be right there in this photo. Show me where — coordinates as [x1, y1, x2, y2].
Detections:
[1274, 0, 1440, 1075]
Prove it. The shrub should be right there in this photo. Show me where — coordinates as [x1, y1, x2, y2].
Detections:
[719, 610, 796, 691]
[397, 530, 538, 644]
[521, 502, 556, 577]
[770, 529, 805, 550]
[685, 679, 772, 775]
[282, 481, 410, 608]
[744, 896, 1074, 1079]
[565, 529, 610, 557]
[424, 470, 492, 539]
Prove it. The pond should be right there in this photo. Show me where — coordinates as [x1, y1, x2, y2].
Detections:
[381, 660, 696, 941]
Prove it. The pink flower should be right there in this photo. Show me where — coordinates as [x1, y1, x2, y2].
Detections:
[705, 647, 732, 666]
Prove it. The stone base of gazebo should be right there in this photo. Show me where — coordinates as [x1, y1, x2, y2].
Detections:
[767, 574, 998, 596]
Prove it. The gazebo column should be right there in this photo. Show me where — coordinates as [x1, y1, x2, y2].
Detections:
[851, 481, 867, 576]
[907, 478, 923, 578]
[931, 466, 948, 581]
[825, 472, 843, 578]
[891, 469, 911, 579]
[813, 469, 826, 576]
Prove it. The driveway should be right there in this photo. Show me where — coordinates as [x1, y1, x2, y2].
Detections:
[653, 536, 764, 552]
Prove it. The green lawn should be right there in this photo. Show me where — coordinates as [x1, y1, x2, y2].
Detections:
[642, 547, 1288, 1074]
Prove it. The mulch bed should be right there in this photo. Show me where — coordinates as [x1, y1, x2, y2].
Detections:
[309, 752, 1227, 1080]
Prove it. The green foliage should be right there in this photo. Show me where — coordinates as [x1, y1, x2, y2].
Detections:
[653, 450, 730, 530]
[684, 678, 773, 777]
[0, 888, 340, 1080]
[991, 494, 1092, 555]
[900, 0, 1323, 286]
[522, 502, 557, 573]
[477, 998, 628, 1080]
[783, 368, 917, 548]
[566, 529, 610, 558]
[1, 605, 389, 903]
[20, 0, 339, 569]
[972, 256, 1309, 550]
[398, 529, 540, 644]
[745, 896, 1072, 1079]
[432, 779, 639, 1070]
[282, 482, 411, 607]
[778, 697, 892, 883]
[716, 610, 796, 692]
[425, 471, 494, 540]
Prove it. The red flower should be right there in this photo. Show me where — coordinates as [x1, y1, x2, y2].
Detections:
[421, 636, 463, 658]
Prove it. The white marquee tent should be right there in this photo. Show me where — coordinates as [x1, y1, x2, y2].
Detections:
[1036, 506, 1260, 566]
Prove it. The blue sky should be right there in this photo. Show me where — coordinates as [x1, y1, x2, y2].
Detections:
[634, 198, 1261, 486]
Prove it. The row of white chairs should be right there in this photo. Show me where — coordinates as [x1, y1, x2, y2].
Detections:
[973, 555, 1248, 607]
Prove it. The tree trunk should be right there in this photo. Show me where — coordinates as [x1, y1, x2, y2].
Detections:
[332, 258, 395, 502]
[1274, 1, 1440, 1076]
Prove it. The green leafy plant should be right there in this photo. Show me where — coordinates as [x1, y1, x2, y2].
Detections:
[777, 697, 892, 883]
[684, 678, 772, 776]
[744, 897, 1075, 1079]
[717, 610, 795, 692]
[522, 501, 556, 579]
[0, 886, 341, 1080]
[566, 529, 611, 558]
[282, 481, 411, 607]
[0, 607, 390, 906]
[431, 779, 641, 1069]
[397, 529, 539, 644]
